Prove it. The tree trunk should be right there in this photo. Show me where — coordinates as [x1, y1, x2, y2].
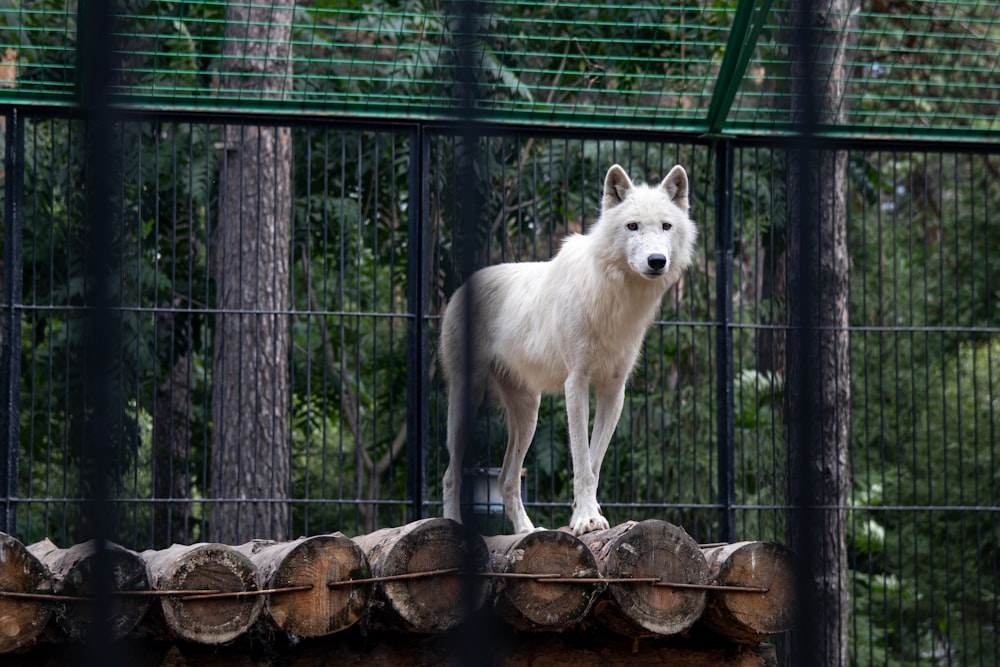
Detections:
[754, 249, 786, 380]
[786, 1, 856, 665]
[210, 0, 294, 544]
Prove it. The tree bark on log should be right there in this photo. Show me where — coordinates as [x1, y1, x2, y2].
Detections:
[27, 538, 150, 643]
[485, 530, 600, 630]
[234, 534, 373, 637]
[352, 518, 489, 633]
[579, 520, 708, 637]
[141, 543, 262, 645]
[700, 541, 797, 643]
[0, 533, 53, 653]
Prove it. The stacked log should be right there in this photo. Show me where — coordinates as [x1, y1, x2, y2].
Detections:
[0, 521, 797, 659]
[235, 533, 372, 637]
[485, 529, 600, 630]
[0, 533, 53, 653]
[353, 518, 490, 633]
[579, 520, 708, 637]
[28, 538, 150, 642]
[141, 542, 262, 644]
[700, 541, 797, 643]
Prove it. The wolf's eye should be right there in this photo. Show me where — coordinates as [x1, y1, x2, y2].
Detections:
[662, 222, 673, 231]
[626, 222, 638, 231]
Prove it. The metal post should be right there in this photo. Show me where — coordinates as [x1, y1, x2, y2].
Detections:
[714, 140, 736, 544]
[1, 108, 25, 534]
[406, 126, 430, 523]
[77, 0, 120, 662]
[789, 1, 824, 664]
[453, 2, 491, 664]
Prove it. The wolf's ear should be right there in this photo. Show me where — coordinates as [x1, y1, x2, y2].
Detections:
[603, 164, 633, 208]
[661, 165, 689, 213]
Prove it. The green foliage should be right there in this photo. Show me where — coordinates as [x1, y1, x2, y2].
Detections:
[9, 113, 222, 545]
[848, 152, 1000, 666]
[850, 1, 1000, 135]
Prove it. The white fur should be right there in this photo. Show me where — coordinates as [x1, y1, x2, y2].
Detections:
[440, 164, 698, 535]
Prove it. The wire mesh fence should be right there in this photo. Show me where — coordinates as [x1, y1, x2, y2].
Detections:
[0, 1, 998, 665]
[0, 1, 996, 137]
[2, 113, 997, 663]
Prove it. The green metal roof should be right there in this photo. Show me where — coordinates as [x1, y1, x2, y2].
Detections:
[0, 1, 996, 140]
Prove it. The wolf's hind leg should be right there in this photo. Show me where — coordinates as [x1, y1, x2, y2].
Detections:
[442, 375, 486, 524]
[496, 381, 542, 534]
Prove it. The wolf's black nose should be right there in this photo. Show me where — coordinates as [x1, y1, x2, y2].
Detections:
[647, 254, 667, 270]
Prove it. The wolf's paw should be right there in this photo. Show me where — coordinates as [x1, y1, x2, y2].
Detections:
[569, 510, 610, 536]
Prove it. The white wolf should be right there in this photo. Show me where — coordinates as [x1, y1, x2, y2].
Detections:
[440, 164, 697, 535]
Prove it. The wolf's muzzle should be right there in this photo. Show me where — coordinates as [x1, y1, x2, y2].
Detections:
[647, 254, 667, 270]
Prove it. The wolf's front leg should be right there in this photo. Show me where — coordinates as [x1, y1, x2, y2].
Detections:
[565, 374, 610, 536]
[589, 382, 626, 488]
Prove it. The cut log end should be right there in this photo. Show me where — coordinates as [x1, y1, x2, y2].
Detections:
[0, 533, 53, 654]
[143, 543, 263, 645]
[354, 518, 489, 633]
[4, 523, 795, 654]
[486, 530, 600, 629]
[701, 541, 797, 642]
[242, 534, 373, 638]
[27, 539, 150, 643]
[581, 520, 708, 637]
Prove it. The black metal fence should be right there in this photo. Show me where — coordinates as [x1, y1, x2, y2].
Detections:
[2, 108, 998, 663]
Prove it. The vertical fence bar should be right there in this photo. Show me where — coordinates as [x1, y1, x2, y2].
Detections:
[406, 126, 430, 523]
[714, 140, 736, 543]
[789, 2, 823, 664]
[77, 0, 120, 661]
[452, 1, 492, 663]
[1, 108, 25, 534]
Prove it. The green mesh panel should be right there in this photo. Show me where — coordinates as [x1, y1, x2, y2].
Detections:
[0, 1, 996, 139]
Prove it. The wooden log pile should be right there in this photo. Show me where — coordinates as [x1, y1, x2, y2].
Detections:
[0, 519, 796, 665]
